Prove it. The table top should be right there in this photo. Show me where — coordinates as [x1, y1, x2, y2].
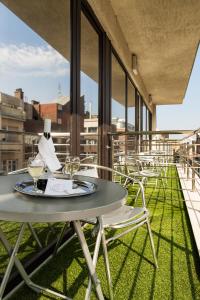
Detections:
[0, 174, 127, 223]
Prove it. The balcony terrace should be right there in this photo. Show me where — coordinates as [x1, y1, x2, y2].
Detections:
[0, 130, 200, 299]
[0, 166, 199, 299]
[0, 0, 200, 299]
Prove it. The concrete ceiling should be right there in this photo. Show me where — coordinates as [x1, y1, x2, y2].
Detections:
[1, 0, 70, 59]
[110, 0, 200, 105]
[1, 0, 200, 106]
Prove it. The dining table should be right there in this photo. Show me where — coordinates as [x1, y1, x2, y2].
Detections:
[0, 173, 127, 300]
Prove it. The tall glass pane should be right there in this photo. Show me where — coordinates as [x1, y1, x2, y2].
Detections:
[80, 12, 99, 163]
[143, 103, 147, 131]
[111, 54, 126, 162]
[127, 80, 135, 131]
[138, 94, 142, 131]
[147, 109, 149, 131]
[137, 94, 143, 152]
[111, 55, 126, 130]
[0, 1, 70, 173]
[127, 80, 136, 155]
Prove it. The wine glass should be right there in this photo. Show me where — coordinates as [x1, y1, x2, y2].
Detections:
[63, 156, 80, 180]
[27, 157, 45, 192]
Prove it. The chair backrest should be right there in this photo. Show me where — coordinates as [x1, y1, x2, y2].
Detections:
[75, 165, 98, 178]
[77, 163, 147, 208]
[80, 155, 97, 164]
[125, 158, 142, 173]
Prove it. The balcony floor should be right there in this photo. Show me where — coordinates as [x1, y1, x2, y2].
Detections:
[1, 166, 200, 299]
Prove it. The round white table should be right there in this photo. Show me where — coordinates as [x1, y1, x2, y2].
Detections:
[0, 173, 127, 300]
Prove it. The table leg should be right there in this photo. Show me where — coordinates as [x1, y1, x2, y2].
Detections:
[85, 219, 102, 300]
[100, 217, 114, 300]
[73, 220, 104, 300]
[0, 224, 70, 300]
[0, 224, 25, 299]
[53, 222, 69, 256]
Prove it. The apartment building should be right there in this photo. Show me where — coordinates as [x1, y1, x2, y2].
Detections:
[24, 96, 85, 133]
[0, 89, 26, 173]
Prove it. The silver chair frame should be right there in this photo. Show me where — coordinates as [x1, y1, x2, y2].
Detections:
[55, 164, 158, 300]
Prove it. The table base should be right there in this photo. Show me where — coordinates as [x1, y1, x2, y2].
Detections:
[0, 221, 104, 300]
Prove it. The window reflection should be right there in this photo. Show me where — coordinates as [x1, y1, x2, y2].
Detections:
[111, 54, 126, 131]
[80, 12, 99, 163]
[111, 54, 126, 159]
[0, 1, 70, 172]
[127, 80, 135, 131]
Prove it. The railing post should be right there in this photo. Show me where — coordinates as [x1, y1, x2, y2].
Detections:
[192, 161, 196, 191]
[192, 143, 196, 191]
[22, 131, 25, 168]
[184, 144, 187, 173]
[187, 156, 190, 179]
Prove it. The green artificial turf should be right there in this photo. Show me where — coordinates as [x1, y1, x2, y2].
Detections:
[2, 166, 200, 299]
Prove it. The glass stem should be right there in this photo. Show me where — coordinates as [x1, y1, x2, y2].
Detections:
[33, 178, 37, 190]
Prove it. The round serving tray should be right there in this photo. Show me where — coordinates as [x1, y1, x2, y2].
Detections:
[14, 179, 97, 198]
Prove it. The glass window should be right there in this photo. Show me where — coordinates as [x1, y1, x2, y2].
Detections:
[88, 127, 97, 133]
[80, 12, 99, 163]
[143, 103, 147, 132]
[111, 54, 126, 132]
[138, 93, 142, 131]
[127, 80, 135, 131]
[147, 109, 149, 131]
[111, 54, 126, 160]
[0, 1, 71, 171]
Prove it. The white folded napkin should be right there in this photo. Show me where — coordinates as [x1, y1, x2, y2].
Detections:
[36, 136, 61, 172]
[44, 178, 85, 196]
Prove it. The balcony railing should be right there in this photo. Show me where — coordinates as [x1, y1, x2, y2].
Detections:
[1, 128, 200, 194]
[0, 104, 26, 120]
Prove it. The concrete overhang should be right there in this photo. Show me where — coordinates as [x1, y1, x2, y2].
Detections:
[109, 0, 200, 105]
[1, 0, 200, 106]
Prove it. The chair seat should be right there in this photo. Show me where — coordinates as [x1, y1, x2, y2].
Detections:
[128, 170, 160, 178]
[83, 206, 148, 228]
[140, 170, 160, 177]
[102, 205, 148, 228]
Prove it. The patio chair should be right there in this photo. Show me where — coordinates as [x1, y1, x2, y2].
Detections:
[56, 164, 158, 300]
[126, 157, 165, 190]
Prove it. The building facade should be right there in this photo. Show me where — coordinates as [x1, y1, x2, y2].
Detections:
[0, 89, 26, 173]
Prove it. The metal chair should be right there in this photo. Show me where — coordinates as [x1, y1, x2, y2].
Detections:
[125, 157, 165, 190]
[73, 164, 158, 300]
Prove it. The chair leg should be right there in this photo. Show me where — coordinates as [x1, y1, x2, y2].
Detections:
[134, 182, 142, 206]
[155, 178, 158, 189]
[100, 220, 114, 300]
[27, 223, 42, 248]
[161, 177, 165, 189]
[53, 222, 68, 256]
[146, 218, 158, 268]
[123, 177, 129, 187]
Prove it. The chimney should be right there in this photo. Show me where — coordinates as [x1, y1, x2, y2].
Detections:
[14, 88, 24, 100]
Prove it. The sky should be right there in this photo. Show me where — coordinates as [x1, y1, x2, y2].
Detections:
[0, 3, 200, 129]
[0, 3, 70, 102]
[157, 46, 200, 130]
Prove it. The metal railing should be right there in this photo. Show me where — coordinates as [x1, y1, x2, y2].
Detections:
[1, 127, 200, 189]
[0, 130, 100, 173]
[109, 128, 200, 193]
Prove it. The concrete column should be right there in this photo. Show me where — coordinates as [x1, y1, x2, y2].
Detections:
[152, 105, 157, 131]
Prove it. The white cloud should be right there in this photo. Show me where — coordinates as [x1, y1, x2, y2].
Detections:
[0, 43, 69, 77]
